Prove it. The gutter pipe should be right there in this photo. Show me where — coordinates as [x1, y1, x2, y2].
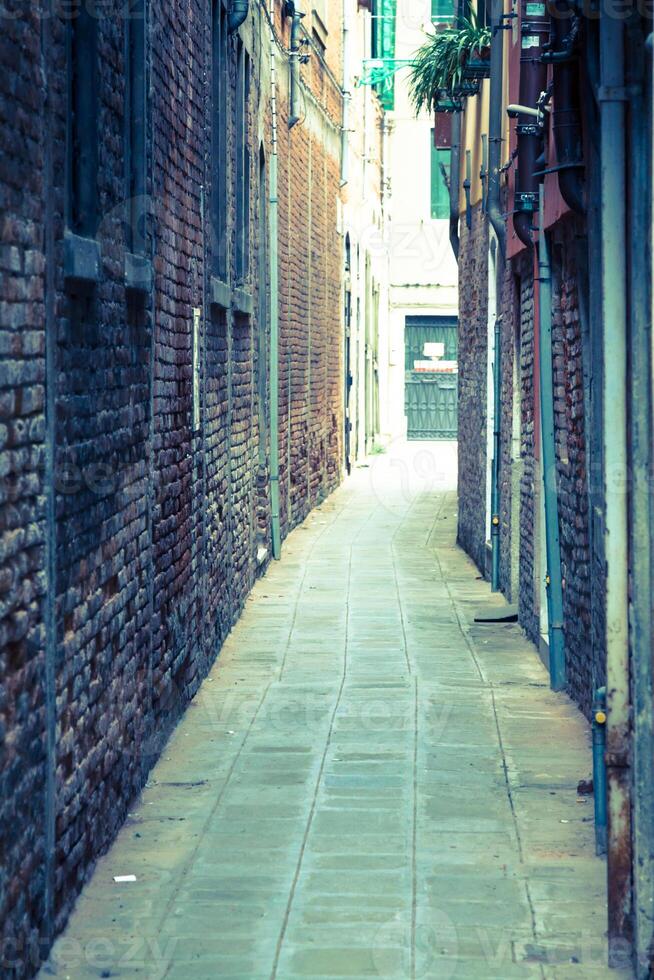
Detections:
[449, 112, 461, 260]
[543, 6, 585, 214]
[537, 186, 566, 691]
[599, 13, 631, 965]
[592, 686, 608, 856]
[488, 0, 505, 592]
[341, 0, 351, 185]
[289, 10, 303, 129]
[228, 0, 249, 33]
[627, 21, 654, 977]
[269, 0, 281, 558]
[513, 0, 549, 247]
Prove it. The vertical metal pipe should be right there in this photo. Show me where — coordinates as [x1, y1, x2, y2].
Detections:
[488, 0, 505, 592]
[340, 0, 351, 186]
[269, 0, 281, 558]
[593, 687, 608, 856]
[537, 187, 565, 691]
[626, 21, 654, 977]
[491, 297, 502, 592]
[599, 12, 632, 965]
[449, 112, 461, 260]
[289, 11, 302, 129]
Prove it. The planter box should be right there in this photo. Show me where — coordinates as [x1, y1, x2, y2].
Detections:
[463, 57, 491, 80]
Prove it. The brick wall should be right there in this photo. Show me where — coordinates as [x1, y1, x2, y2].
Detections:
[0, 2, 48, 973]
[0, 2, 345, 973]
[456, 202, 489, 573]
[514, 262, 540, 646]
[457, 200, 602, 718]
[549, 216, 602, 716]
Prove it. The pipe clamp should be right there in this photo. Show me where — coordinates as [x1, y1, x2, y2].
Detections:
[597, 84, 640, 103]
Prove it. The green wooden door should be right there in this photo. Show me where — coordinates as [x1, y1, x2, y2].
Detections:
[405, 316, 458, 440]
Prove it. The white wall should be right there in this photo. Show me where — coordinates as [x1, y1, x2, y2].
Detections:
[382, 0, 459, 443]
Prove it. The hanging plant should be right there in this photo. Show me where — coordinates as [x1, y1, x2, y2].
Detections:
[409, 14, 491, 114]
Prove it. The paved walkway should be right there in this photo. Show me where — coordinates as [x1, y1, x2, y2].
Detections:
[44, 443, 628, 980]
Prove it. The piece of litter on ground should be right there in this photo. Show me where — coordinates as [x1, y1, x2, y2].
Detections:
[113, 875, 137, 883]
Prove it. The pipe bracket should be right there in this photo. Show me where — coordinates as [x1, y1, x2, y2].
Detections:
[597, 84, 640, 103]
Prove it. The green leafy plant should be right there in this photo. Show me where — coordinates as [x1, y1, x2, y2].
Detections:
[409, 15, 491, 113]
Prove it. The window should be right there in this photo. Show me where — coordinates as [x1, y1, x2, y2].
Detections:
[212, 0, 228, 280]
[312, 1, 328, 52]
[431, 0, 455, 23]
[125, 0, 146, 255]
[67, 3, 98, 236]
[371, 0, 396, 110]
[431, 137, 451, 220]
[235, 41, 251, 280]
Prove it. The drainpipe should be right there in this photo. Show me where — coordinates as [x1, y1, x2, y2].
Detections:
[537, 186, 565, 691]
[543, 6, 585, 214]
[593, 687, 608, 856]
[488, 0, 506, 592]
[513, 0, 549, 247]
[449, 112, 461, 260]
[599, 14, 631, 966]
[227, 0, 249, 33]
[627, 21, 654, 977]
[288, 9, 304, 129]
[341, 0, 351, 185]
[269, 0, 282, 558]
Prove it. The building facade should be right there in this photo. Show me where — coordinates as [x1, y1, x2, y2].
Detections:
[453, 2, 654, 974]
[0, 1, 386, 972]
[385, 1, 459, 445]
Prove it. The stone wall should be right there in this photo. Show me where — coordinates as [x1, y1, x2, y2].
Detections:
[456, 203, 488, 573]
[457, 202, 603, 719]
[0, 1, 345, 972]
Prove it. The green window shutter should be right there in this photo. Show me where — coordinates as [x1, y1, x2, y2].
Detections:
[431, 140, 451, 220]
[372, 0, 396, 110]
[431, 0, 455, 23]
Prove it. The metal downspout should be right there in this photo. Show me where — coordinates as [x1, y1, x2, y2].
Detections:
[626, 20, 654, 978]
[544, 6, 585, 214]
[227, 0, 249, 34]
[513, 0, 549, 247]
[269, 0, 281, 558]
[488, 0, 505, 592]
[449, 112, 461, 260]
[341, 0, 351, 185]
[599, 13, 632, 965]
[288, 11, 303, 129]
[537, 187, 566, 691]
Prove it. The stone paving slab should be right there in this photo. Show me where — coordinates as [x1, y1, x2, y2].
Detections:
[41, 443, 631, 980]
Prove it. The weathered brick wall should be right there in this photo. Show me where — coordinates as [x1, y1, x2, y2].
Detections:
[0, 3, 344, 974]
[503, 222, 600, 716]
[0, 2, 48, 972]
[514, 263, 540, 647]
[550, 216, 601, 716]
[498, 262, 518, 601]
[456, 202, 489, 573]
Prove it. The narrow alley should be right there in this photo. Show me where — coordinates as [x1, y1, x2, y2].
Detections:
[43, 445, 624, 980]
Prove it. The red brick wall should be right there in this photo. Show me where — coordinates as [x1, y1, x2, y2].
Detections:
[456, 202, 489, 573]
[0, 2, 344, 973]
[458, 201, 602, 718]
[0, 2, 48, 972]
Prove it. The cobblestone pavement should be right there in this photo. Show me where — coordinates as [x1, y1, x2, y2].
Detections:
[43, 443, 631, 980]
